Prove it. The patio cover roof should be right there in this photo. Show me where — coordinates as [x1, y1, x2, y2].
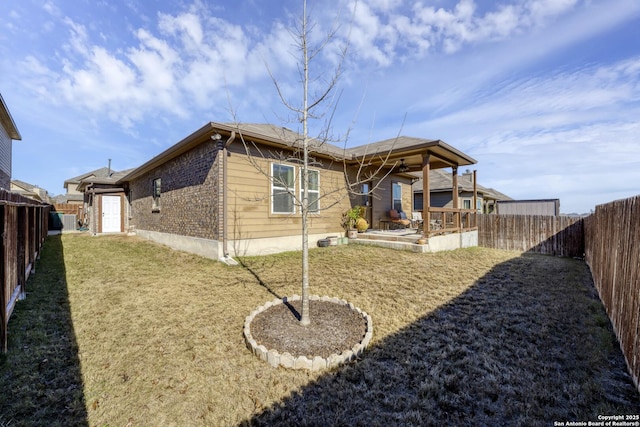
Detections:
[345, 136, 477, 171]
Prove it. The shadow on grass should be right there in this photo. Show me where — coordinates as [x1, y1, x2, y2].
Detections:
[243, 253, 640, 426]
[0, 234, 88, 426]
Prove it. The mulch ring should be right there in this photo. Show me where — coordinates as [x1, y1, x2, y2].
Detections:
[249, 299, 367, 359]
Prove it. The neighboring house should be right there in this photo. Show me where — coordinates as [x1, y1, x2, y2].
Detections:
[63, 166, 133, 233]
[412, 169, 512, 214]
[84, 122, 477, 260]
[10, 180, 50, 203]
[63, 167, 113, 204]
[495, 199, 560, 216]
[0, 93, 22, 190]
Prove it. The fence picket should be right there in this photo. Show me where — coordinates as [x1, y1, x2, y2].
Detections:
[585, 195, 640, 392]
[0, 189, 49, 353]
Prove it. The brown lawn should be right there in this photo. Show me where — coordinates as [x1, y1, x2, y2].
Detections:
[1, 233, 638, 426]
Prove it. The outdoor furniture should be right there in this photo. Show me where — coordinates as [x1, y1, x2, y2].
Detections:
[411, 212, 424, 230]
[389, 209, 411, 228]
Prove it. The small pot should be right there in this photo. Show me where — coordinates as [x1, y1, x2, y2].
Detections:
[347, 229, 358, 239]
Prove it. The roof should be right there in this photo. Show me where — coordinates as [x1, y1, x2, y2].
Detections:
[10, 179, 49, 202]
[346, 136, 477, 170]
[76, 168, 135, 191]
[0, 93, 22, 140]
[64, 167, 113, 185]
[119, 122, 478, 183]
[412, 170, 512, 200]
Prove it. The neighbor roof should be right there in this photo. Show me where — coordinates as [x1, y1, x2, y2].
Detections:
[412, 169, 512, 200]
[64, 167, 113, 185]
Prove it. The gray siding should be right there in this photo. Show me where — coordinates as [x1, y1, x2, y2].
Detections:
[0, 127, 11, 189]
[496, 200, 560, 216]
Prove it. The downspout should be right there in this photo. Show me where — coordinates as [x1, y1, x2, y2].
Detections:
[221, 131, 236, 264]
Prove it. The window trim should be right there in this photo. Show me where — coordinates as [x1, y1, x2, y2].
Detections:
[271, 163, 296, 214]
[392, 181, 402, 212]
[152, 177, 161, 212]
[300, 168, 320, 214]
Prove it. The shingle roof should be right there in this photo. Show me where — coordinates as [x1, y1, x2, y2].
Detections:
[64, 167, 112, 185]
[120, 121, 478, 183]
[411, 170, 512, 200]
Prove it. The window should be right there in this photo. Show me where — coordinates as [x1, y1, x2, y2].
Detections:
[272, 163, 295, 214]
[463, 199, 471, 209]
[152, 178, 161, 211]
[392, 182, 402, 211]
[361, 182, 370, 207]
[301, 169, 320, 213]
[414, 192, 423, 211]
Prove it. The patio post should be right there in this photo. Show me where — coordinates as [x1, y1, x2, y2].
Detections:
[452, 166, 459, 231]
[422, 152, 431, 238]
[473, 170, 478, 228]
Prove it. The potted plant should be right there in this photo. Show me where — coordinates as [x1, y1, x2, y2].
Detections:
[342, 206, 362, 239]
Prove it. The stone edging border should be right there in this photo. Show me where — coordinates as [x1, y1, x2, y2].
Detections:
[243, 295, 373, 371]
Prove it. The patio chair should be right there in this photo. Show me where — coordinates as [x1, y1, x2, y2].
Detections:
[411, 212, 424, 230]
[389, 209, 411, 228]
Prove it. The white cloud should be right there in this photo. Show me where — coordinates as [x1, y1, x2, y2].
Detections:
[525, 0, 579, 25]
[340, 0, 584, 61]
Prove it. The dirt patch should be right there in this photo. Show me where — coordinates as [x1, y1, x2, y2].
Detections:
[249, 299, 367, 359]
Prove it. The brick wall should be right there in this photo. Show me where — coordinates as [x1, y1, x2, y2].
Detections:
[129, 140, 221, 240]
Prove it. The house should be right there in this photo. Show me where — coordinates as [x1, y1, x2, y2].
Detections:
[82, 122, 478, 260]
[0, 93, 22, 190]
[10, 180, 50, 203]
[495, 199, 560, 216]
[63, 166, 114, 205]
[412, 169, 512, 214]
[62, 166, 133, 233]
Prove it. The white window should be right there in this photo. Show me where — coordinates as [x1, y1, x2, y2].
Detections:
[301, 169, 320, 213]
[152, 178, 161, 211]
[392, 182, 402, 211]
[271, 163, 295, 214]
[463, 199, 471, 209]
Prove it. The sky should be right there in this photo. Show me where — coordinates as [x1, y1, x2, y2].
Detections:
[1, 0, 639, 214]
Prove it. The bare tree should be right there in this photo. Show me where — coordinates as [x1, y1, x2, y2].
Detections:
[233, 0, 401, 326]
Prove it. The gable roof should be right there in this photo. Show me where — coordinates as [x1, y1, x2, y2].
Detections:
[0, 93, 21, 140]
[10, 179, 49, 202]
[64, 167, 113, 185]
[119, 122, 478, 183]
[76, 168, 135, 191]
[412, 169, 512, 200]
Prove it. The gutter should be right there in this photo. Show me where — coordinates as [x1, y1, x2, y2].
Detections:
[219, 131, 237, 265]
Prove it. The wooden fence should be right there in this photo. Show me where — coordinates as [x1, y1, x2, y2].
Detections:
[478, 214, 585, 257]
[53, 203, 84, 221]
[584, 195, 640, 392]
[1, 189, 50, 353]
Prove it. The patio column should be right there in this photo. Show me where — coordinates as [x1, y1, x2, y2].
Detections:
[452, 166, 459, 231]
[451, 166, 458, 209]
[422, 152, 431, 238]
[473, 170, 478, 228]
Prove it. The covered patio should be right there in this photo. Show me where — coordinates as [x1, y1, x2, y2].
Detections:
[352, 136, 478, 252]
[347, 136, 478, 249]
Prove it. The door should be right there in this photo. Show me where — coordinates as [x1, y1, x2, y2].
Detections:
[102, 195, 121, 233]
[361, 182, 373, 226]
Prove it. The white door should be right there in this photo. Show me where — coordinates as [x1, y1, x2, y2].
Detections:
[102, 195, 121, 233]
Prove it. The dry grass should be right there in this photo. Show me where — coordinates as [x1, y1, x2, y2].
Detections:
[1, 234, 638, 426]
